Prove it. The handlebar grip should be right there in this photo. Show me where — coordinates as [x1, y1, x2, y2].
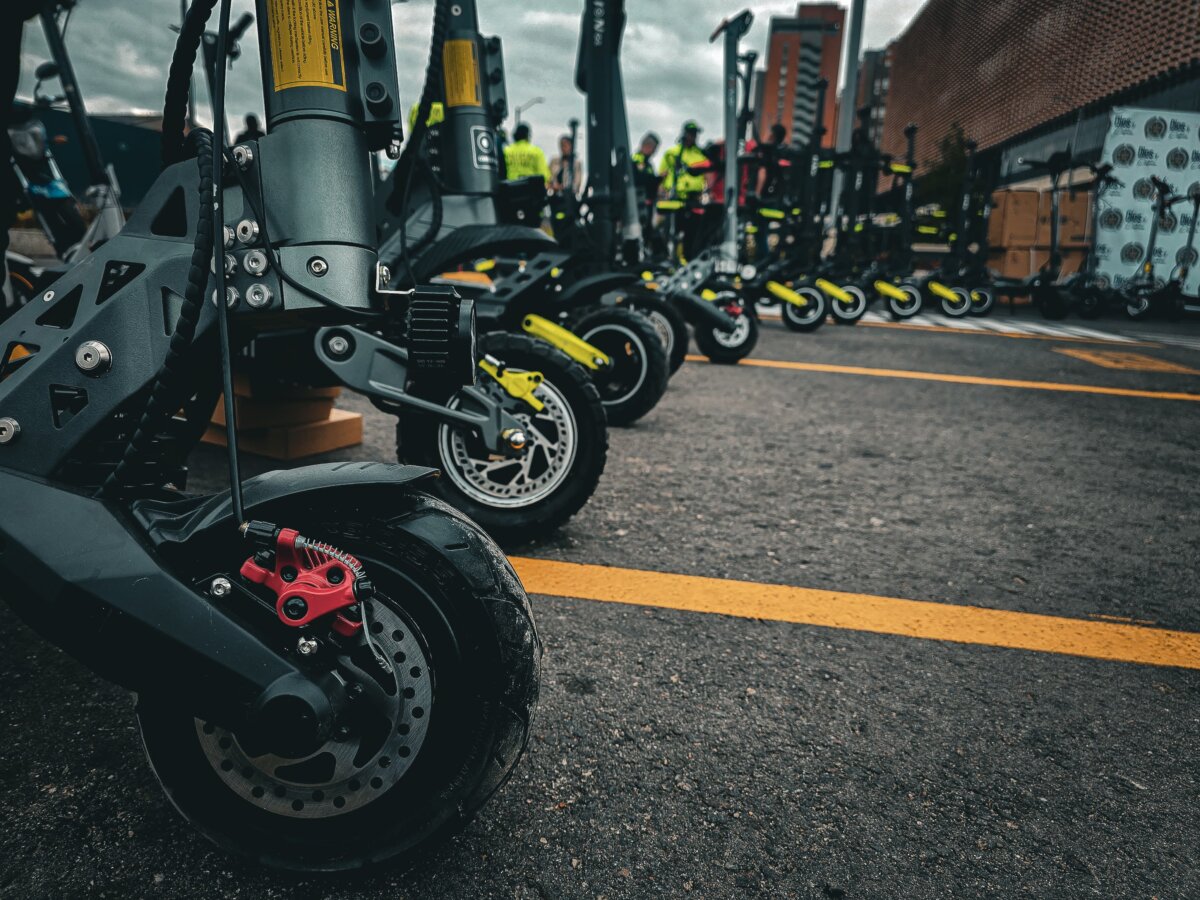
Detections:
[229, 12, 254, 42]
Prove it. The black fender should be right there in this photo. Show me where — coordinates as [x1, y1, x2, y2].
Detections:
[133, 462, 438, 556]
[673, 289, 739, 333]
[557, 271, 643, 312]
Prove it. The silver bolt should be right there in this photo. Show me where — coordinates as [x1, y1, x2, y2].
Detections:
[211, 287, 240, 309]
[224, 253, 237, 275]
[235, 219, 260, 245]
[245, 283, 273, 308]
[42, 290, 54, 303]
[297, 636, 319, 657]
[502, 428, 527, 451]
[378, 265, 392, 286]
[232, 144, 254, 170]
[0, 417, 20, 445]
[223, 225, 236, 249]
[243, 249, 269, 276]
[326, 334, 351, 357]
[210, 577, 232, 598]
[75, 340, 112, 374]
[308, 257, 329, 277]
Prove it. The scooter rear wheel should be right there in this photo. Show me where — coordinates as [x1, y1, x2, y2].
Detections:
[693, 292, 759, 362]
[886, 283, 923, 320]
[968, 287, 995, 316]
[781, 286, 827, 332]
[940, 287, 973, 318]
[137, 497, 540, 873]
[830, 284, 869, 324]
[573, 306, 669, 426]
[625, 293, 689, 375]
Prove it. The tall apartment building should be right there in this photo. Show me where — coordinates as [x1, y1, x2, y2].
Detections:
[856, 44, 893, 147]
[756, 3, 844, 147]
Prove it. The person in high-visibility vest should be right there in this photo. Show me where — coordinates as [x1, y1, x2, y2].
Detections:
[658, 121, 708, 200]
[503, 123, 552, 185]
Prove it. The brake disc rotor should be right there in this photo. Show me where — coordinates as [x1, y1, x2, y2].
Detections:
[440, 375, 578, 508]
[194, 600, 431, 819]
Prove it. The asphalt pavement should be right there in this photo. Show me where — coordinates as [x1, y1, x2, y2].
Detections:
[2, 309, 1198, 898]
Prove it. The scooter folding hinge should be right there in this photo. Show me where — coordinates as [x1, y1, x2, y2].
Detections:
[814, 278, 853, 304]
[521, 314, 610, 371]
[479, 356, 545, 412]
[766, 281, 809, 308]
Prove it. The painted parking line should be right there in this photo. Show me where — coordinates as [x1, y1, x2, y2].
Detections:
[685, 355, 1200, 402]
[1053, 347, 1200, 375]
[511, 558, 1200, 670]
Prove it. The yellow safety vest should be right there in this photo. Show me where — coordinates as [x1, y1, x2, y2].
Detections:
[659, 144, 708, 198]
[504, 140, 552, 183]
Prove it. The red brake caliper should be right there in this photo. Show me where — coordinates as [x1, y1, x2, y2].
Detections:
[238, 521, 369, 637]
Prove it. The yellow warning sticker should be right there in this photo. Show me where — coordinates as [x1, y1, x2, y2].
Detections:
[267, 0, 346, 92]
[443, 39, 482, 108]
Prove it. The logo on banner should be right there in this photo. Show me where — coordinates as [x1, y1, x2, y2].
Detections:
[1169, 118, 1191, 138]
[1144, 116, 1168, 139]
[1132, 178, 1155, 201]
[1112, 144, 1136, 167]
[1158, 211, 1179, 234]
[1166, 147, 1189, 171]
[1093, 243, 1112, 261]
[1112, 114, 1135, 135]
[1137, 147, 1159, 166]
[1099, 208, 1124, 230]
[1120, 242, 1144, 265]
[1124, 209, 1147, 230]
[1178, 246, 1199, 267]
[1094, 274, 1112, 290]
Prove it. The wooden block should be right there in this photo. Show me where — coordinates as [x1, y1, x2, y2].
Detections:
[203, 408, 363, 460]
[212, 394, 335, 429]
[232, 373, 341, 401]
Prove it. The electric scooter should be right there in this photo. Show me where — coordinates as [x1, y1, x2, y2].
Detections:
[1122, 176, 1191, 320]
[0, 0, 539, 871]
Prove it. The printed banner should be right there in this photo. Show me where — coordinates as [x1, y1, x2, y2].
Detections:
[1093, 107, 1200, 297]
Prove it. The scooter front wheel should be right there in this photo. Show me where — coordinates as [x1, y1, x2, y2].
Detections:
[137, 497, 540, 873]
[968, 287, 995, 316]
[398, 332, 608, 544]
[941, 287, 973, 318]
[781, 286, 827, 332]
[887, 283, 923, 320]
[830, 285, 869, 324]
[625, 292, 689, 375]
[694, 292, 759, 362]
[574, 306, 669, 426]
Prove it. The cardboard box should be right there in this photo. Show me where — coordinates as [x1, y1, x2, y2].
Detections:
[1036, 191, 1091, 248]
[211, 394, 336, 429]
[996, 191, 1039, 247]
[203, 408, 363, 460]
[986, 193, 1008, 247]
[1029, 247, 1087, 277]
[999, 248, 1033, 280]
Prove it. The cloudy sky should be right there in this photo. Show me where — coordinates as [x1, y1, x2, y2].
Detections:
[18, 0, 924, 155]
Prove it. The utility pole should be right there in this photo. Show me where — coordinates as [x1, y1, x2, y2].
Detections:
[829, 0, 866, 227]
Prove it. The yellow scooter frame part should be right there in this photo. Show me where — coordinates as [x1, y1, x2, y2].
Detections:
[522, 314, 611, 371]
[478, 358, 545, 412]
[766, 280, 809, 307]
[873, 280, 908, 302]
[927, 281, 959, 302]
[814, 278, 853, 304]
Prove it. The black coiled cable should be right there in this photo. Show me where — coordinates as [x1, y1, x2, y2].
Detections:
[162, 0, 219, 167]
[98, 129, 216, 498]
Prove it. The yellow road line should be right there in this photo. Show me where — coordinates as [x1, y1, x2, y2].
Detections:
[1053, 347, 1200, 374]
[684, 355, 1200, 402]
[511, 558, 1200, 670]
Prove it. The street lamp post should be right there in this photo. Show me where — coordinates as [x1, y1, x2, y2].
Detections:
[514, 96, 545, 126]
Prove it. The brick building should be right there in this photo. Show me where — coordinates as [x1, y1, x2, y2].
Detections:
[756, 3, 845, 147]
[880, 0, 1200, 180]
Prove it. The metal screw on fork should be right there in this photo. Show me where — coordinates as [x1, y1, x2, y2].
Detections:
[308, 257, 329, 277]
[210, 577, 233, 598]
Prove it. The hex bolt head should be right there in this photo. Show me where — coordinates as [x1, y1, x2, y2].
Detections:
[243, 249, 269, 276]
[308, 257, 329, 277]
[224, 253, 237, 275]
[75, 341, 112, 375]
[235, 219, 260, 245]
[245, 283, 273, 309]
[223, 225, 236, 249]
[326, 334, 351, 357]
[209, 577, 233, 598]
[232, 145, 254, 170]
[282, 597, 309, 620]
[0, 417, 20, 445]
[211, 287, 240, 309]
[296, 636, 319, 657]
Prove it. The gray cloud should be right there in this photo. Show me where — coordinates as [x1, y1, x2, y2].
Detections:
[18, 1, 924, 159]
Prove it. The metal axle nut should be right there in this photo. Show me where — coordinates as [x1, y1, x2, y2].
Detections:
[0, 417, 20, 445]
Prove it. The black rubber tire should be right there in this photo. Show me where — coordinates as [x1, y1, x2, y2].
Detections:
[967, 287, 995, 317]
[1036, 285, 1069, 320]
[780, 286, 827, 332]
[829, 285, 869, 324]
[886, 283, 923, 320]
[572, 305, 669, 426]
[1076, 289, 1104, 319]
[624, 293, 689, 375]
[137, 496, 540, 874]
[694, 309, 759, 363]
[940, 287, 974, 318]
[398, 332, 608, 545]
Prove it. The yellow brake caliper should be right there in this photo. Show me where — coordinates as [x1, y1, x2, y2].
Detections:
[478, 357, 545, 412]
[521, 314, 611, 371]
